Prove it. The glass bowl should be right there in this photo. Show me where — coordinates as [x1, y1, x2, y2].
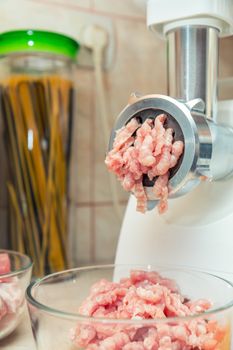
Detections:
[0, 249, 32, 339]
[26, 265, 233, 350]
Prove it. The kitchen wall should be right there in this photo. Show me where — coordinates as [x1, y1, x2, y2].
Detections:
[0, 0, 232, 267]
[68, 0, 167, 266]
[67, 0, 233, 266]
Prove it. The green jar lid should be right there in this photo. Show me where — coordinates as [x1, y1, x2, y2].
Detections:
[0, 30, 80, 60]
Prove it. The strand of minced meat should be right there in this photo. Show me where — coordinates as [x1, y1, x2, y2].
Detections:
[105, 115, 184, 214]
[70, 270, 227, 350]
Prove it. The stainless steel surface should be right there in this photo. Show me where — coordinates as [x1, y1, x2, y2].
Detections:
[108, 94, 233, 203]
[207, 122, 233, 179]
[167, 26, 219, 120]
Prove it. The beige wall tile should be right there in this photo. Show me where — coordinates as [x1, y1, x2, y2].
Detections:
[93, 0, 147, 18]
[69, 205, 91, 266]
[219, 36, 233, 79]
[218, 78, 233, 100]
[218, 36, 233, 100]
[94, 100, 128, 202]
[30, 0, 92, 9]
[69, 69, 94, 204]
[93, 19, 167, 202]
[95, 205, 126, 263]
[107, 20, 167, 121]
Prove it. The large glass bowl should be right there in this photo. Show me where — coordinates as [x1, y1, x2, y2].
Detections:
[0, 249, 32, 339]
[26, 265, 233, 349]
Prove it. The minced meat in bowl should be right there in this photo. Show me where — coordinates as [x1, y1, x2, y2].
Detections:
[26, 265, 233, 350]
[0, 249, 32, 339]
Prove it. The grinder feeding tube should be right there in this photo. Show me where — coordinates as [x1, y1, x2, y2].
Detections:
[107, 0, 233, 280]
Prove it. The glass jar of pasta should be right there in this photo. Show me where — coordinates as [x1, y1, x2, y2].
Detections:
[0, 30, 79, 276]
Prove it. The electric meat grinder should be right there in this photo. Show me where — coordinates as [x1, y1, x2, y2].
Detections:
[111, 0, 233, 281]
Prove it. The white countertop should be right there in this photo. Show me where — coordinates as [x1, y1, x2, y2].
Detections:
[0, 309, 35, 350]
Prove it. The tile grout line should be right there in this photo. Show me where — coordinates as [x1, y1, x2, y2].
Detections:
[90, 72, 96, 263]
[72, 200, 128, 208]
[90, 0, 95, 10]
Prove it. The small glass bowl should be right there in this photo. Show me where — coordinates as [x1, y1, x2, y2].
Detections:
[0, 249, 32, 339]
[26, 265, 233, 350]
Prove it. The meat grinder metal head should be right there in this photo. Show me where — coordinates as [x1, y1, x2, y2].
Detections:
[108, 94, 233, 206]
[108, 0, 233, 209]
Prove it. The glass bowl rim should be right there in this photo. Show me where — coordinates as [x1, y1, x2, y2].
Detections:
[0, 249, 33, 277]
[26, 264, 233, 324]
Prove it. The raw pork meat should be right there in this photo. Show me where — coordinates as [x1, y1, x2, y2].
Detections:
[71, 270, 227, 350]
[105, 115, 184, 214]
[0, 254, 10, 275]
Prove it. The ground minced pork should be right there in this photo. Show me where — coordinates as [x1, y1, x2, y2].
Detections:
[105, 115, 184, 214]
[71, 270, 227, 350]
